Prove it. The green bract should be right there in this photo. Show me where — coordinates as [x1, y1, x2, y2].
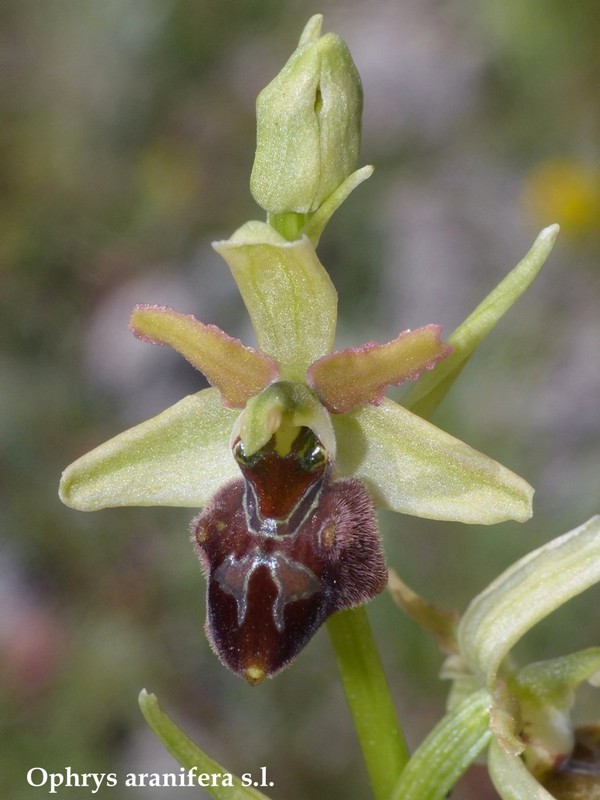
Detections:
[403, 515, 600, 800]
[387, 516, 600, 800]
[456, 515, 600, 798]
[457, 516, 600, 691]
[59, 220, 551, 526]
[404, 224, 562, 418]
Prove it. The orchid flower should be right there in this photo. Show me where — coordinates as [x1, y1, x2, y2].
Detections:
[59, 14, 549, 686]
[58, 213, 545, 684]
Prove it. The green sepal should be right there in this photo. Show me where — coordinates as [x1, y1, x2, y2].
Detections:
[516, 648, 600, 708]
[512, 648, 600, 775]
[404, 225, 560, 418]
[214, 223, 337, 380]
[333, 397, 534, 524]
[139, 690, 272, 800]
[59, 388, 240, 510]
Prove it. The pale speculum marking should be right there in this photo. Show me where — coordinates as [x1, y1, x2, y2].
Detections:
[211, 427, 330, 633]
[214, 548, 322, 632]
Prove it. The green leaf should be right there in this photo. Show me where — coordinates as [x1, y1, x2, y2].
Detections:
[404, 225, 560, 418]
[59, 388, 240, 510]
[333, 398, 534, 524]
[214, 223, 337, 380]
[488, 739, 555, 800]
[390, 689, 493, 800]
[139, 690, 272, 800]
[130, 305, 278, 408]
[458, 516, 600, 688]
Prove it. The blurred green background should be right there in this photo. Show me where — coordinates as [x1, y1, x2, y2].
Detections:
[2, 1, 599, 798]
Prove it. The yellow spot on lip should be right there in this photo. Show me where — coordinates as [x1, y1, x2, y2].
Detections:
[195, 523, 208, 544]
[243, 664, 267, 686]
[322, 524, 335, 549]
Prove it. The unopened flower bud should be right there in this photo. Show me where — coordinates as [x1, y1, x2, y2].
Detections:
[250, 14, 363, 215]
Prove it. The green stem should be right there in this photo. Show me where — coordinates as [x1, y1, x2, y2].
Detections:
[327, 606, 410, 800]
[267, 211, 310, 241]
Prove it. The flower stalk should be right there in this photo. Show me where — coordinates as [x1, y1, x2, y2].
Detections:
[327, 607, 410, 799]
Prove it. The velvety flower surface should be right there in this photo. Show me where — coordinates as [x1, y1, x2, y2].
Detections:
[59, 219, 537, 682]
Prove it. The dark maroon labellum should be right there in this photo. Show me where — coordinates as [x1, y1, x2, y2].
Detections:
[192, 426, 387, 684]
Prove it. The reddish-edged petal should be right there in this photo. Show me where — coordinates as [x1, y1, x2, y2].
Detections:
[130, 305, 279, 408]
[307, 324, 450, 413]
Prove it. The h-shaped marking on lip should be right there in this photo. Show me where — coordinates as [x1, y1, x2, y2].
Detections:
[214, 548, 322, 632]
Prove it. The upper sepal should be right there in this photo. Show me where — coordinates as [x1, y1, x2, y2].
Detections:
[214, 223, 337, 380]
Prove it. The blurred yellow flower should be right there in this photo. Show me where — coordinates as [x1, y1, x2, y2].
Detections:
[522, 158, 600, 238]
